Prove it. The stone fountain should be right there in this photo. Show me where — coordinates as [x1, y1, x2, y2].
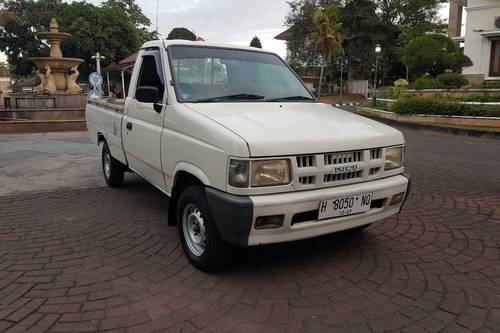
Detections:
[0, 18, 87, 133]
[29, 18, 84, 94]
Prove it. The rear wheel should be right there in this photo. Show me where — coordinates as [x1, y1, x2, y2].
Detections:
[102, 142, 125, 187]
[177, 185, 230, 271]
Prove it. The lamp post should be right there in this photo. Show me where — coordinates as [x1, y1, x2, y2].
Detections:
[373, 44, 382, 106]
[337, 58, 348, 97]
[92, 53, 106, 94]
[92, 53, 105, 75]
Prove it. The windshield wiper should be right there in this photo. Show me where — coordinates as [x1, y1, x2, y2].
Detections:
[193, 93, 266, 103]
[265, 95, 315, 102]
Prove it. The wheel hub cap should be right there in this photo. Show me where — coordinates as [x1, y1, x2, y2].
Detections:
[104, 153, 111, 178]
[182, 204, 206, 256]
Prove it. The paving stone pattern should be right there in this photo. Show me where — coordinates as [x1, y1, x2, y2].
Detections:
[0, 127, 499, 332]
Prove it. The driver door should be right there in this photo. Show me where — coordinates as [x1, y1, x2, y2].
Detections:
[122, 48, 167, 191]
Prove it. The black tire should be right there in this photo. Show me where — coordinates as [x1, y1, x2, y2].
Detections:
[102, 141, 125, 187]
[177, 185, 230, 272]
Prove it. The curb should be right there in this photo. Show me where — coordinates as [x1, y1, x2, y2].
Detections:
[332, 103, 360, 107]
[356, 110, 500, 140]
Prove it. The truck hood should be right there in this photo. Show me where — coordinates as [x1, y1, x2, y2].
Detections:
[184, 102, 404, 157]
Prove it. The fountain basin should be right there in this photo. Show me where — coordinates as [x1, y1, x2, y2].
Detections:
[36, 32, 71, 40]
[30, 57, 84, 91]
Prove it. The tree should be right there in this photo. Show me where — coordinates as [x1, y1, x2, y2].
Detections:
[0, 0, 155, 78]
[283, 0, 447, 84]
[102, 0, 158, 42]
[399, 34, 472, 77]
[306, 5, 343, 97]
[167, 27, 196, 41]
[373, 0, 447, 82]
[250, 36, 262, 48]
[284, 0, 341, 67]
[375, 0, 446, 41]
[341, 0, 385, 79]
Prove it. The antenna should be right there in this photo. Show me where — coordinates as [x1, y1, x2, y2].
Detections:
[155, 0, 160, 34]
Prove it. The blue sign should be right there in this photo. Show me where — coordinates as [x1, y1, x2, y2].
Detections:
[89, 72, 103, 88]
[88, 89, 102, 99]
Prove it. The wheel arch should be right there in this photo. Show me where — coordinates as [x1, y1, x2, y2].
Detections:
[168, 168, 208, 226]
[97, 132, 105, 146]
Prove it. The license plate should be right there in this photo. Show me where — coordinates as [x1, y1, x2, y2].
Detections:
[318, 194, 372, 220]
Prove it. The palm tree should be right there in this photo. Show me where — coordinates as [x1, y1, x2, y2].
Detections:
[306, 5, 343, 97]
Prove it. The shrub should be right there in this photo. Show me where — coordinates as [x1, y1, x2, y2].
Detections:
[391, 97, 500, 117]
[393, 79, 409, 97]
[376, 86, 396, 99]
[435, 73, 469, 89]
[412, 76, 440, 90]
[399, 34, 472, 77]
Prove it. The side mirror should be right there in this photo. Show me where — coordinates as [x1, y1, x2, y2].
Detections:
[136, 86, 160, 103]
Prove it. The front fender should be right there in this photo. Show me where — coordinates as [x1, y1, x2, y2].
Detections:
[173, 162, 212, 187]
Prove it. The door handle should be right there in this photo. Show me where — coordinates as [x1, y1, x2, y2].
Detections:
[126, 122, 133, 131]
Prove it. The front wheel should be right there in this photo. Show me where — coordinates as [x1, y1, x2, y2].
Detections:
[177, 186, 230, 271]
[102, 142, 125, 187]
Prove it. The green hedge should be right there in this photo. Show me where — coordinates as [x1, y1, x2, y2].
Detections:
[392, 98, 500, 117]
[376, 86, 397, 99]
[435, 73, 469, 88]
[474, 81, 500, 89]
[412, 76, 439, 90]
[462, 94, 500, 103]
[411, 74, 469, 90]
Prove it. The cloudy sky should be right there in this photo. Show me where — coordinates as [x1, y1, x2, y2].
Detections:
[0, 1, 452, 63]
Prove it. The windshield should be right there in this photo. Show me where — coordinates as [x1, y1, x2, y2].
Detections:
[168, 46, 314, 103]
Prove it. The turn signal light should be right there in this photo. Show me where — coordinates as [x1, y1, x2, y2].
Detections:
[390, 192, 406, 206]
[255, 215, 284, 229]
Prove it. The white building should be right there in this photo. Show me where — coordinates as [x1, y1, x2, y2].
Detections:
[449, 0, 500, 83]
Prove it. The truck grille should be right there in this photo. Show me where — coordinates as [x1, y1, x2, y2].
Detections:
[292, 148, 386, 190]
[323, 171, 363, 183]
[296, 155, 315, 168]
[324, 151, 362, 165]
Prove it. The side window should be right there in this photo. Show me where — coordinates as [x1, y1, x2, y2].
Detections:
[135, 51, 165, 100]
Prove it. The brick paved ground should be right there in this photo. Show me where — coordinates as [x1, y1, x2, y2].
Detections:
[0, 127, 500, 332]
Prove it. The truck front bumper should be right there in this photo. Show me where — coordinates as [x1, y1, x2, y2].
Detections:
[206, 174, 410, 247]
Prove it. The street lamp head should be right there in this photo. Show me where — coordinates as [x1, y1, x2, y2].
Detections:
[375, 44, 382, 54]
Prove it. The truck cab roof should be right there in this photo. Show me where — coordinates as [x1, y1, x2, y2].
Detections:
[141, 40, 273, 55]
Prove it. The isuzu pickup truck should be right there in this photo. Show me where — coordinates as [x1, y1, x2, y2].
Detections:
[86, 40, 410, 271]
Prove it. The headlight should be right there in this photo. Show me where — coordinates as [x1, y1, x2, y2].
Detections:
[228, 159, 291, 188]
[228, 159, 249, 187]
[251, 159, 291, 187]
[385, 146, 404, 171]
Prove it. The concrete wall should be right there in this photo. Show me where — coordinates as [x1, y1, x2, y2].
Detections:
[0, 78, 10, 107]
[0, 78, 9, 92]
[5, 94, 86, 109]
[346, 80, 369, 98]
[0, 120, 86, 134]
[462, 0, 500, 82]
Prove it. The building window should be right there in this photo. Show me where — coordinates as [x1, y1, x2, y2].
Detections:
[490, 40, 500, 77]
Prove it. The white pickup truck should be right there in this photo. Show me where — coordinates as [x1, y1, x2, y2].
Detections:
[86, 40, 410, 271]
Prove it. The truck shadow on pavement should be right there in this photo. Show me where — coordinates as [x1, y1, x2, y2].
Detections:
[118, 174, 384, 274]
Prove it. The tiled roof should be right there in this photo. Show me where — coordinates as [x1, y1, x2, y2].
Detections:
[274, 29, 291, 41]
